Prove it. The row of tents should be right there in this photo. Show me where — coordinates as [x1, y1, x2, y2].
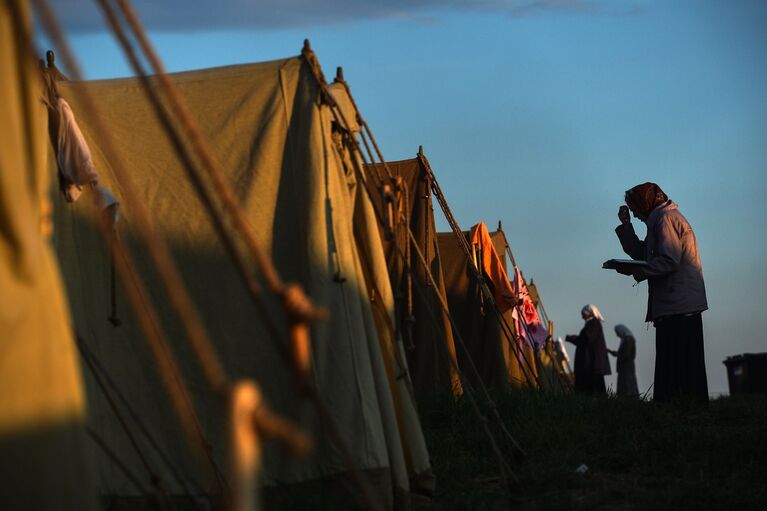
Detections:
[1, 2, 571, 509]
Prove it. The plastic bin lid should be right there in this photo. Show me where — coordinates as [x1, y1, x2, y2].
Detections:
[723, 352, 767, 365]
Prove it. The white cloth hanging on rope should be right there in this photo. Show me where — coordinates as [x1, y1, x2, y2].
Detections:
[55, 97, 119, 224]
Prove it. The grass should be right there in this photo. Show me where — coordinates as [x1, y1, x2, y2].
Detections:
[418, 392, 767, 510]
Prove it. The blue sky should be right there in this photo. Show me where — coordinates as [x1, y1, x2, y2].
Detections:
[44, 0, 767, 395]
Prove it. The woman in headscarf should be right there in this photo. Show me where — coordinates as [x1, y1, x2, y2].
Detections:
[608, 325, 640, 398]
[612, 182, 709, 402]
[623, 182, 668, 222]
[565, 305, 611, 394]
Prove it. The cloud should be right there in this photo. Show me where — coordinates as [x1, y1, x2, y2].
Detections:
[48, 0, 642, 33]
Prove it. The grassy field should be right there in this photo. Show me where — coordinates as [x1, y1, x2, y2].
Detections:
[418, 392, 767, 510]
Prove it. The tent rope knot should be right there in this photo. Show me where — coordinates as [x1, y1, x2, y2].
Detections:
[281, 283, 327, 382]
[231, 380, 313, 459]
[281, 283, 327, 323]
[393, 175, 405, 228]
[230, 380, 312, 511]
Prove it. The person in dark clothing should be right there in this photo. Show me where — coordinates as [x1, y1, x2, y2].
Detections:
[612, 182, 709, 402]
[566, 304, 611, 395]
[608, 324, 640, 398]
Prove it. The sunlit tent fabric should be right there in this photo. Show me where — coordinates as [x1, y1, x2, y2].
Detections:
[363, 157, 461, 399]
[437, 228, 539, 389]
[535, 339, 571, 393]
[328, 82, 435, 495]
[0, 2, 94, 509]
[51, 55, 430, 507]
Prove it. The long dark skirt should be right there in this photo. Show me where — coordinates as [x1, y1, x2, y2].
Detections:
[616, 370, 639, 398]
[654, 313, 709, 402]
[575, 373, 606, 395]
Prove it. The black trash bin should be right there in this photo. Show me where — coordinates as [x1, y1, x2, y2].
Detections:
[723, 353, 767, 394]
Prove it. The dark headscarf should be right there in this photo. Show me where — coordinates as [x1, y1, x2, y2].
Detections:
[625, 182, 668, 219]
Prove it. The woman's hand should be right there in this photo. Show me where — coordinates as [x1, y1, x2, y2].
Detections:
[618, 205, 631, 225]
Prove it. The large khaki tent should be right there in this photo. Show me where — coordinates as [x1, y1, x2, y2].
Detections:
[363, 153, 555, 397]
[49, 50, 431, 508]
[363, 157, 461, 400]
[438, 229, 540, 390]
[0, 2, 94, 509]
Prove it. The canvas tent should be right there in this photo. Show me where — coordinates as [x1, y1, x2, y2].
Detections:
[48, 49, 431, 508]
[363, 156, 462, 400]
[0, 2, 95, 509]
[437, 228, 540, 390]
[535, 337, 572, 392]
[363, 151, 555, 397]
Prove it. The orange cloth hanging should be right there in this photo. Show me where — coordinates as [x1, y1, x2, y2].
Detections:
[469, 222, 517, 313]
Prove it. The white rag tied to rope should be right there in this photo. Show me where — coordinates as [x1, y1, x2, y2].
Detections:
[55, 97, 119, 222]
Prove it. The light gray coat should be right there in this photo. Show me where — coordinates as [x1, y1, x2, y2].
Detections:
[615, 201, 708, 322]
